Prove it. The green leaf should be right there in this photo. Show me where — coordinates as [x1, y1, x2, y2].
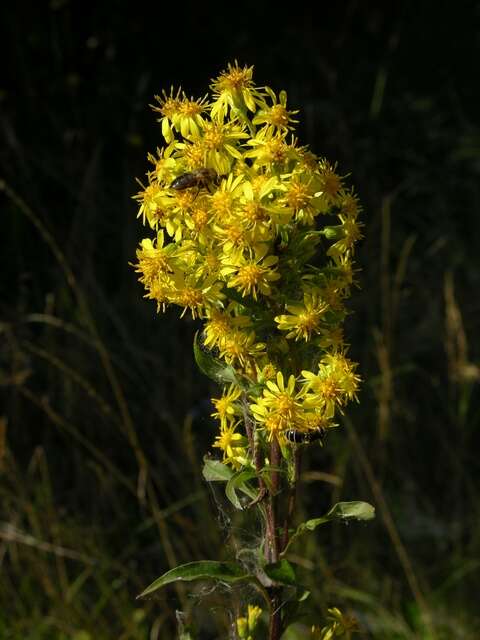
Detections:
[264, 559, 297, 586]
[137, 561, 250, 599]
[193, 332, 238, 385]
[225, 469, 258, 509]
[281, 501, 375, 555]
[202, 457, 234, 483]
[326, 501, 375, 521]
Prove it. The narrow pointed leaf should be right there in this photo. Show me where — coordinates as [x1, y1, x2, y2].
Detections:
[281, 501, 375, 555]
[137, 561, 250, 599]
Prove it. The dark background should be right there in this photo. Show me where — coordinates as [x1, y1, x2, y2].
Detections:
[1, 1, 480, 638]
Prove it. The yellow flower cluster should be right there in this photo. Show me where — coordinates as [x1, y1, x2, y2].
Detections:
[134, 62, 362, 463]
[311, 607, 358, 639]
[236, 604, 263, 639]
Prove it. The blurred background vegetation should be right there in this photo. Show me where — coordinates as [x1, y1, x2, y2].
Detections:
[1, 1, 479, 638]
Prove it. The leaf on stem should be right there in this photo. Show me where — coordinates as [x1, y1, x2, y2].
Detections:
[281, 501, 375, 556]
[225, 469, 258, 509]
[137, 561, 252, 599]
[326, 501, 375, 521]
[193, 332, 240, 385]
[202, 457, 235, 482]
[263, 559, 297, 586]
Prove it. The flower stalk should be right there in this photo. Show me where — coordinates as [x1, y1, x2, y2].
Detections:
[134, 61, 373, 639]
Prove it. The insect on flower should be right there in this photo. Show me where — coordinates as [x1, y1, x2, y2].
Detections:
[285, 427, 325, 444]
[170, 168, 217, 191]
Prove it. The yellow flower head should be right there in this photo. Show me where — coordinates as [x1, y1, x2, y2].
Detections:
[134, 62, 362, 467]
[220, 245, 280, 300]
[218, 330, 266, 368]
[134, 232, 174, 287]
[210, 61, 265, 119]
[213, 423, 248, 468]
[302, 353, 360, 418]
[244, 132, 296, 167]
[316, 159, 343, 203]
[252, 86, 298, 134]
[211, 384, 242, 428]
[236, 605, 263, 639]
[250, 372, 305, 439]
[151, 88, 209, 142]
[168, 272, 224, 319]
[311, 607, 359, 639]
[275, 290, 329, 341]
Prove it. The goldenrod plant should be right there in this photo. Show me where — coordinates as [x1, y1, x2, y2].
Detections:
[134, 62, 374, 639]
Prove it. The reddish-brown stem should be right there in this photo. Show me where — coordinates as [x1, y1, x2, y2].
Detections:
[266, 438, 282, 639]
[268, 589, 283, 640]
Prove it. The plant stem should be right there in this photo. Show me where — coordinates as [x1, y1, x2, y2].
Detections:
[243, 408, 285, 639]
[268, 589, 283, 640]
[267, 438, 282, 639]
[267, 439, 280, 561]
